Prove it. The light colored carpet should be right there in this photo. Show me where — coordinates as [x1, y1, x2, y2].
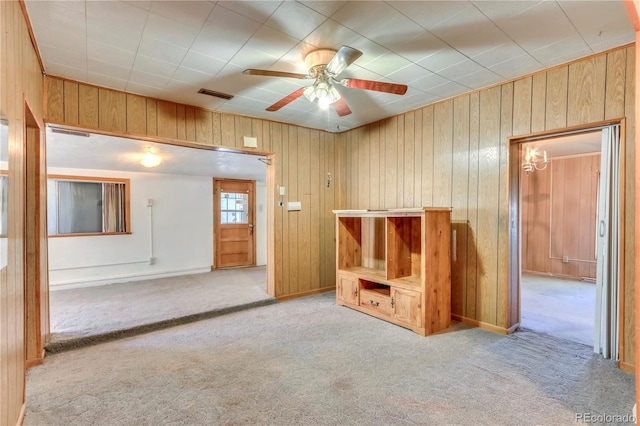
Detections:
[521, 272, 595, 346]
[48, 266, 273, 353]
[27, 292, 635, 426]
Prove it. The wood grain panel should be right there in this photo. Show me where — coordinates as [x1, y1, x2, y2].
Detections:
[451, 95, 470, 317]
[98, 88, 126, 132]
[357, 127, 369, 209]
[44, 75, 64, 122]
[63, 81, 79, 125]
[126, 94, 146, 135]
[287, 126, 299, 294]
[195, 108, 213, 145]
[78, 84, 98, 128]
[531, 73, 547, 132]
[309, 129, 320, 290]
[251, 118, 263, 151]
[403, 111, 415, 208]
[513, 77, 532, 135]
[396, 115, 405, 207]
[156, 100, 177, 140]
[212, 112, 221, 146]
[433, 102, 453, 207]
[145, 99, 157, 136]
[297, 128, 311, 292]
[368, 123, 381, 209]
[567, 55, 607, 126]
[220, 113, 234, 148]
[413, 110, 423, 207]
[545, 66, 568, 130]
[235, 116, 252, 150]
[605, 48, 627, 119]
[384, 117, 398, 208]
[184, 106, 196, 142]
[476, 86, 501, 325]
[175, 104, 186, 141]
[421, 106, 434, 207]
[466, 92, 480, 320]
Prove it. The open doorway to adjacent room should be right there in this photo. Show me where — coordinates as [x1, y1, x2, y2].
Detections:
[44, 126, 272, 350]
[519, 131, 601, 347]
[514, 123, 623, 361]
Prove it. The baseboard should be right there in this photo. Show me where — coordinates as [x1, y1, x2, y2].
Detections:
[451, 314, 513, 335]
[276, 286, 334, 301]
[619, 361, 635, 374]
[49, 267, 212, 291]
[16, 402, 26, 426]
[25, 356, 43, 369]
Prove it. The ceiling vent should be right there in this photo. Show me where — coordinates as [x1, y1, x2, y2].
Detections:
[197, 88, 234, 100]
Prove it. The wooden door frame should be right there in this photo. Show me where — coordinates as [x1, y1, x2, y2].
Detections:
[507, 119, 626, 362]
[212, 177, 257, 269]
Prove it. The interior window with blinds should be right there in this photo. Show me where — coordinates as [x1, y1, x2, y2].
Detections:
[48, 177, 129, 236]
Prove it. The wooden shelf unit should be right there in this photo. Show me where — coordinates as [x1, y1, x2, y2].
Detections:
[333, 208, 452, 336]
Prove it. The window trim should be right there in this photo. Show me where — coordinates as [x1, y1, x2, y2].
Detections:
[47, 174, 131, 238]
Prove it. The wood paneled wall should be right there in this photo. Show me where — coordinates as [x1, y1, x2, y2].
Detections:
[337, 45, 635, 367]
[522, 155, 600, 279]
[0, 1, 46, 424]
[44, 76, 339, 300]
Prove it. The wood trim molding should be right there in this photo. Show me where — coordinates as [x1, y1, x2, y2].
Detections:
[451, 314, 516, 335]
[619, 361, 635, 374]
[16, 403, 26, 426]
[276, 286, 335, 301]
[18, 0, 44, 73]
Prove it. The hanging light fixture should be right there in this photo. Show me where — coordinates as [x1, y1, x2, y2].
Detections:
[522, 146, 548, 173]
[303, 73, 341, 109]
[140, 146, 162, 168]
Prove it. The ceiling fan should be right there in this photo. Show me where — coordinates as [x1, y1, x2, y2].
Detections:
[243, 45, 408, 117]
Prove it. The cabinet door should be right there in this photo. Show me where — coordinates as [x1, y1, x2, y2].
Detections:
[337, 274, 359, 306]
[392, 288, 422, 327]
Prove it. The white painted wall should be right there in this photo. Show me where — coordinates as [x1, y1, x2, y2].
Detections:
[48, 167, 266, 290]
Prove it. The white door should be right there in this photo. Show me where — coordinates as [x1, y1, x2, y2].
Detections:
[594, 124, 620, 359]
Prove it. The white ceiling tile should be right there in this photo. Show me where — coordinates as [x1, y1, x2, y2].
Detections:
[180, 51, 226, 76]
[87, 39, 136, 69]
[494, 1, 578, 52]
[488, 54, 541, 80]
[86, 1, 149, 31]
[437, 59, 488, 83]
[454, 68, 501, 90]
[430, 6, 511, 58]
[33, 24, 87, 55]
[230, 46, 279, 69]
[471, 1, 542, 21]
[303, 20, 365, 51]
[170, 67, 215, 86]
[149, 1, 215, 28]
[190, 5, 262, 61]
[386, 63, 430, 85]
[138, 38, 188, 65]
[128, 69, 171, 89]
[559, 0, 634, 50]
[124, 81, 167, 99]
[265, 1, 327, 40]
[272, 42, 318, 73]
[124, 1, 152, 11]
[217, 1, 282, 24]
[132, 55, 179, 79]
[44, 62, 88, 82]
[299, 1, 347, 17]
[26, 1, 86, 37]
[416, 48, 468, 73]
[142, 13, 200, 49]
[471, 41, 528, 68]
[86, 18, 142, 52]
[41, 45, 86, 70]
[86, 72, 128, 92]
[244, 26, 300, 60]
[359, 52, 413, 78]
[388, 31, 448, 63]
[87, 58, 131, 81]
[424, 80, 468, 99]
[408, 71, 452, 92]
[530, 37, 591, 66]
[332, 1, 424, 41]
[389, 1, 473, 31]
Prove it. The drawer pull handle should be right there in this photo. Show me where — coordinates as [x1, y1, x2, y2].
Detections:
[370, 300, 379, 307]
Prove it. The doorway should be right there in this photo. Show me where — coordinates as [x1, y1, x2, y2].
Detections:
[511, 123, 623, 359]
[213, 178, 256, 269]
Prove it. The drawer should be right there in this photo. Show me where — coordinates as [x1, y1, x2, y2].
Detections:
[359, 288, 392, 316]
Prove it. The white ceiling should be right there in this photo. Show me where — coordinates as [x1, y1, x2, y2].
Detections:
[25, 0, 634, 133]
[46, 126, 267, 181]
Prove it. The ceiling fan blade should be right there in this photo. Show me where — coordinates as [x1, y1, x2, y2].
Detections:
[266, 88, 306, 112]
[341, 78, 408, 95]
[332, 97, 352, 117]
[325, 46, 363, 76]
[243, 69, 308, 79]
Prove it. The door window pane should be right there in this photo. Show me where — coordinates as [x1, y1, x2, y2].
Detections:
[220, 192, 248, 224]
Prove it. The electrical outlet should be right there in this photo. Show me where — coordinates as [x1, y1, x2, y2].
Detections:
[562, 255, 569, 263]
[149, 257, 156, 265]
